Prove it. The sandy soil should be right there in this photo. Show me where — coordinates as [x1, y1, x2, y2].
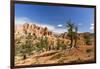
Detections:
[15, 44, 95, 66]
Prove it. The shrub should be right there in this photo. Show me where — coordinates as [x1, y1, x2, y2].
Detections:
[86, 49, 93, 53]
[84, 34, 92, 45]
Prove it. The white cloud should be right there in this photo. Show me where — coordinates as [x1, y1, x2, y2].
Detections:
[90, 23, 94, 32]
[90, 26, 94, 30]
[53, 28, 67, 34]
[15, 17, 67, 33]
[57, 24, 63, 27]
[15, 17, 31, 25]
[78, 23, 82, 26]
[91, 24, 94, 26]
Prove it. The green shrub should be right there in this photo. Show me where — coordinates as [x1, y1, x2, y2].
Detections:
[84, 34, 92, 45]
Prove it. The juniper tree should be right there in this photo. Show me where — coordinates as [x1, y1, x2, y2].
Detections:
[74, 26, 78, 48]
[66, 20, 75, 48]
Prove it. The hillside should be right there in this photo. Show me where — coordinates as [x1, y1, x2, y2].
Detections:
[15, 23, 95, 66]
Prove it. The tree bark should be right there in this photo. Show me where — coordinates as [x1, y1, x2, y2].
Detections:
[23, 54, 26, 60]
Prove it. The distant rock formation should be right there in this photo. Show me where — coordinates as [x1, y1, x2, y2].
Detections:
[15, 23, 54, 38]
[15, 23, 94, 47]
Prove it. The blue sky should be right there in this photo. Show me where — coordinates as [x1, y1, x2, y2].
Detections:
[15, 3, 94, 33]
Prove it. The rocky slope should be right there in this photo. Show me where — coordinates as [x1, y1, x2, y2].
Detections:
[15, 23, 95, 66]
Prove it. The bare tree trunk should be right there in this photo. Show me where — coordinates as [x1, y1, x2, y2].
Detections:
[23, 54, 26, 60]
[70, 28, 73, 49]
[71, 36, 73, 48]
[74, 27, 78, 48]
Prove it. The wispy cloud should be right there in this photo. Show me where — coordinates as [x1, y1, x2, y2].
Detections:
[91, 23, 94, 26]
[90, 23, 94, 32]
[90, 26, 94, 30]
[57, 24, 63, 27]
[78, 23, 82, 26]
[15, 17, 67, 33]
[15, 17, 31, 24]
[53, 28, 67, 34]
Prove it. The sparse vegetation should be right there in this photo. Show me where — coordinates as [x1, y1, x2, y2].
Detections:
[15, 22, 94, 66]
[86, 49, 93, 53]
[84, 34, 92, 45]
[15, 33, 34, 60]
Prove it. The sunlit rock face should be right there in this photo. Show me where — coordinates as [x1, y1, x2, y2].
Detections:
[15, 23, 54, 38]
[15, 23, 70, 48]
